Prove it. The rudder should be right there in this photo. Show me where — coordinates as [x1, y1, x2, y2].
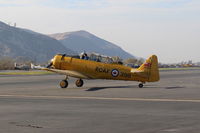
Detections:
[137, 55, 160, 82]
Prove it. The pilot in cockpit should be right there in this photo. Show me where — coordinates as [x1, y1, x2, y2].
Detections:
[80, 51, 89, 60]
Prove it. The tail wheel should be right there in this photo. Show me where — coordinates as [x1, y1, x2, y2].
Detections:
[138, 83, 143, 88]
[60, 80, 68, 88]
[76, 79, 84, 87]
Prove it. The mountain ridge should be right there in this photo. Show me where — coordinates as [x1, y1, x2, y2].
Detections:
[49, 30, 134, 59]
[0, 21, 135, 63]
[0, 21, 76, 63]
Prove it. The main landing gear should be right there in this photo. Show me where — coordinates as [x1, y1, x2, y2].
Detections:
[138, 82, 145, 88]
[60, 76, 68, 88]
[59, 76, 84, 88]
[60, 80, 68, 88]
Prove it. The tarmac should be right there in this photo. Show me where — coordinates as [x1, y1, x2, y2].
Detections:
[0, 70, 200, 133]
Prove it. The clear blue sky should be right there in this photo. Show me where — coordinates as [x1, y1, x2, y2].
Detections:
[0, 0, 200, 63]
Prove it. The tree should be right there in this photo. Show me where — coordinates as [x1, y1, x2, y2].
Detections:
[0, 56, 15, 70]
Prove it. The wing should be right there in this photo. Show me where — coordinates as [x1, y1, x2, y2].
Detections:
[42, 68, 90, 79]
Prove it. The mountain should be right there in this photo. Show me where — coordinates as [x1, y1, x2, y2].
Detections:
[49, 30, 134, 59]
[0, 21, 75, 63]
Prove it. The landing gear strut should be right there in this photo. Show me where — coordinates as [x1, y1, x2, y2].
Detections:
[60, 76, 68, 88]
[76, 79, 84, 87]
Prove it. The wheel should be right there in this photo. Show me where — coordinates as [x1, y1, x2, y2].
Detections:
[60, 80, 68, 88]
[138, 83, 143, 88]
[75, 79, 84, 87]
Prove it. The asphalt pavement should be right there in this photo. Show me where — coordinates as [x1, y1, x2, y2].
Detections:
[0, 70, 200, 133]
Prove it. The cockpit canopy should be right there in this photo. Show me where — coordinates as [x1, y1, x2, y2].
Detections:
[56, 52, 123, 64]
[80, 52, 123, 64]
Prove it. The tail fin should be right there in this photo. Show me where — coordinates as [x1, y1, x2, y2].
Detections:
[137, 55, 160, 82]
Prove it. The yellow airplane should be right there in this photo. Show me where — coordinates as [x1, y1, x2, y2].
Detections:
[42, 54, 160, 88]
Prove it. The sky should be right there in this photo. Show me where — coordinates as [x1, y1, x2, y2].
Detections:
[0, 0, 200, 63]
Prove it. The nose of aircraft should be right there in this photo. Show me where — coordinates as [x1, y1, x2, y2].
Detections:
[47, 54, 65, 68]
[46, 54, 65, 68]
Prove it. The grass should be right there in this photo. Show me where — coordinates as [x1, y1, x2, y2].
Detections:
[159, 67, 200, 71]
[0, 70, 53, 75]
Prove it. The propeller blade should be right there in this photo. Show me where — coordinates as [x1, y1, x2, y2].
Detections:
[46, 62, 53, 68]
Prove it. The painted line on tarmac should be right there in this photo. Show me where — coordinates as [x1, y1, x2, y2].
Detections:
[1, 94, 200, 103]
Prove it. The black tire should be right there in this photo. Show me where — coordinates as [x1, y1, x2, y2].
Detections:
[60, 80, 68, 88]
[76, 79, 84, 87]
[139, 83, 143, 88]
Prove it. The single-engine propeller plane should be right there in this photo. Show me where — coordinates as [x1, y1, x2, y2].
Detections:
[41, 53, 160, 88]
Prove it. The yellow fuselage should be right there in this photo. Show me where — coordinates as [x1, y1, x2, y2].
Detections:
[52, 55, 149, 82]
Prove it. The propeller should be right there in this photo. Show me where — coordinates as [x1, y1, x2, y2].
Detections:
[46, 62, 53, 68]
[46, 58, 54, 68]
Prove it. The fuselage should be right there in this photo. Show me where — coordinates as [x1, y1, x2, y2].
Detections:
[52, 55, 148, 82]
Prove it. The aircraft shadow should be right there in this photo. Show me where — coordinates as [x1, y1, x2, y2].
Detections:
[164, 86, 184, 89]
[86, 85, 136, 91]
[86, 85, 184, 91]
[143, 85, 184, 89]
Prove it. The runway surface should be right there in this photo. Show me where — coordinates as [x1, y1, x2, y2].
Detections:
[0, 70, 200, 133]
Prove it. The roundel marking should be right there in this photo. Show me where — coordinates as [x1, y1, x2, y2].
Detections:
[111, 69, 119, 77]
